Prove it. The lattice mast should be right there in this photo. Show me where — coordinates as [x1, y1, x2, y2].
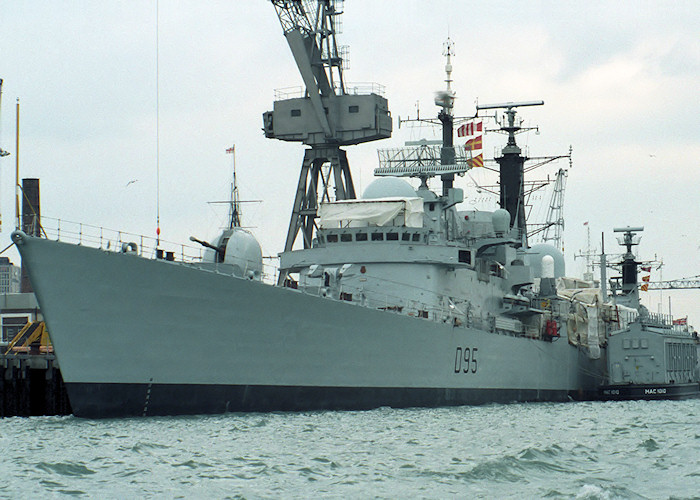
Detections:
[265, 0, 392, 276]
[541, 157, 570, 252]
[379, 38, 476, 186]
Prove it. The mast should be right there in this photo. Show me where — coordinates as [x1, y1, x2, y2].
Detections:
[476, 100, 543, 247]
[613, 226, 644, 309]
[226, 145, 241, 229]
[15, 98, 20, 230]
[435, 38, 456, 196]
[0, 79, 9, 232]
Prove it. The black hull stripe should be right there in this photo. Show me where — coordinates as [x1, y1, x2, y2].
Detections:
[66, 383, 577, 418]
[599, 383, 700, 401]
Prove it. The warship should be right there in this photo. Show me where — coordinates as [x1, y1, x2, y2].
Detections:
[598, 227, 699, 400]
[11, 1, 697, 417]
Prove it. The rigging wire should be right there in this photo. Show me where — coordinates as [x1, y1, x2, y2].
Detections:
[155, 0, 161, 246]
[0, 79, 5, 233]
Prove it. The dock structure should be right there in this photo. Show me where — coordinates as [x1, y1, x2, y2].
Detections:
[1, 352, 71, 417]
[1, 293, 72, 417]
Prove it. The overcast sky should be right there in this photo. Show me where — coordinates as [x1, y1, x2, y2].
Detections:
[1, 1, 699, 323]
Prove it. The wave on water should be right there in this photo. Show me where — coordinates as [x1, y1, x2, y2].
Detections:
[0, 400, 698, 498]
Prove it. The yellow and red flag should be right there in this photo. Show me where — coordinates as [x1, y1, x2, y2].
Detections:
[640, 284, 649, 292]
[468, 154, 484, 168]
[465, 135, 483, 151]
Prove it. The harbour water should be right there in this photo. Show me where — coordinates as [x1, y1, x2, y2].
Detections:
[0, 400, 698, 499]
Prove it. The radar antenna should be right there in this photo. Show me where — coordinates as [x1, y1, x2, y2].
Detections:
[265, 0, 392, 285]
[611, 226, 644, 309]
[476, 100, 544, 247]
[375, 38, 476, 193]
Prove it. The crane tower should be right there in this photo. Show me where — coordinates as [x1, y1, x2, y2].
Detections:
[264, 0, 392, 263]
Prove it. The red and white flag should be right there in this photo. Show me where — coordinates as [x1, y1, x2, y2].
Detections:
[457, 121, 482, 137]
[226, 147, 235, 154]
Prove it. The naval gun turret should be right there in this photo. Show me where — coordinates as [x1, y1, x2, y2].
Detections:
[190, 147, 263, 280]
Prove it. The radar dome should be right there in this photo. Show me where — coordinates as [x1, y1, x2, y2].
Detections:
[526, 243, 565, 278]
[362, 177, 416, 199]
[492, 209, 511, 235]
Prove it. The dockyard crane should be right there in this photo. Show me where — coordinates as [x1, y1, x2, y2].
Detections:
[646, 278, 700, 290]
[540, 167, 568, 252]
[264, 0, 392, 284]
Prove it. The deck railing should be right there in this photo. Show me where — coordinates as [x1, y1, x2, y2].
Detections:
[37, 216, 204, 262]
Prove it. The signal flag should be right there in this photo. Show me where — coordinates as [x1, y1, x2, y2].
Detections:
[640, 284, 649, 292]
[642, 275, 650, 282]
[457, 121, 483, 137]
[468, 154, 484, 168]
[641, 266, 651, 272]
[465, 135, 483, 151]
[673, 317, 688, 326]
[226, 147, 235, 154]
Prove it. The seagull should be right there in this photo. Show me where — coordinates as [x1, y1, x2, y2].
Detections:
[125, 179, 138, 187]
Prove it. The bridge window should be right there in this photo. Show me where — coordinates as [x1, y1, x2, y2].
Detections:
[327, 234, 338, 243]
[291, 109, 301, 117]
[356, 233, 368, 241]
[372, 233, 384, 241]
[340, 234, 352, 242]
[349, 105, 359, 113]
[387, 232, 399, 241]
[412, 233, 421, 242]
[401, 233, 410, 241]
[459, 250, 471, 264]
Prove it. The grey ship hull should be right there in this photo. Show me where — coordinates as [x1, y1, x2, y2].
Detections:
[15, 233, 603, 418]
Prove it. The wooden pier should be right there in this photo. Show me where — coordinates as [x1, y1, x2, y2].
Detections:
[1, 353, 71, 417]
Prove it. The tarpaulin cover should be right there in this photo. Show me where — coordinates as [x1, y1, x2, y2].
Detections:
[318, 197, 424, 228]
